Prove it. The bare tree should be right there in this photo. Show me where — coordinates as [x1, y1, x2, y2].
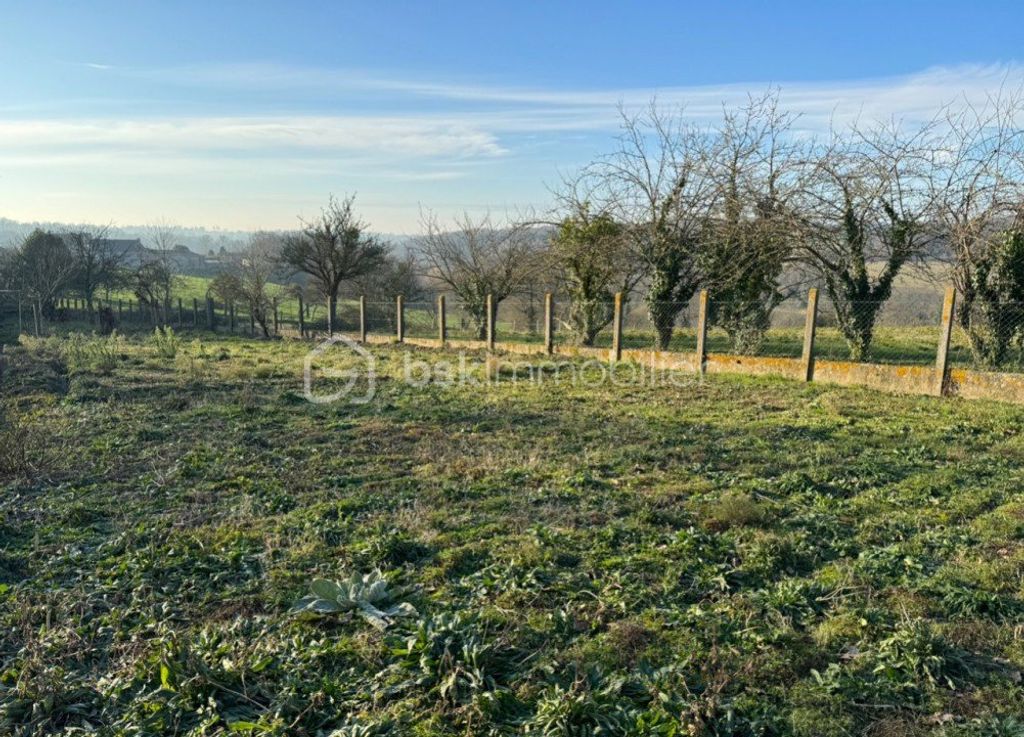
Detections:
[699, 93, 806, 353]
[414, 211, 544, 339]
[138, 219, 182, 324]
[65, 225, 127, 321]
[796, 120, 939, 360]
[213, 232, 282, 337]
[583, 103, 718, 349]
[280, 195, 388, 334]
[346, 252, 424, 300]
[132, 260, 174, 324]
[931, 92, 1024, 365]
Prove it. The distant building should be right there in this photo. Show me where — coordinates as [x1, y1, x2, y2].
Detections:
[102, 238, 222, 276]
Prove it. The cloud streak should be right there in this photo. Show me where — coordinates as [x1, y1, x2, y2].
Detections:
[0, 117, 506, 159]
[5, 62, 1024, 230]
[111, 61, 1024, 126]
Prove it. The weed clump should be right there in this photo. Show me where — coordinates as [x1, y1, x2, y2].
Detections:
[703, 491, 768, 531]
[149, 326, 181, 359]
[0, 402, 46, 476]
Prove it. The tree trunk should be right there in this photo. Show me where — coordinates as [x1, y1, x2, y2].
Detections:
[648, 300, 683, 350]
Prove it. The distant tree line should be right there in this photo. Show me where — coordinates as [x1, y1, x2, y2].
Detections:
[3, 91, 1024, 366]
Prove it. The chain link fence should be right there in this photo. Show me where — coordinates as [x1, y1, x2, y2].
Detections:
[17, 286, 1024, 377]
[949, 300, 1024, 372]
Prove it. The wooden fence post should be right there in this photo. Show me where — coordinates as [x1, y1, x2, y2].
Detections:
[273, 299, 279, 335]
[486, 293, 495, 350]
[396, 295, 405, 342]
[359, 296, 367, 343]
[801, 288, 819, 382]
[438, 294, 447, 345]
[127, 300, 133, 320]
[250, 309, 255, 336]
[192, 298, 198, 327]
[934, 287, 956, 397]
[612, 292, 624, 362]
[695, 289, 709, 375]
[229, 302, 236, 333]
[298, 295, 305, 338]
[205, 297, 215, 330]
[544, 293, 554, 355]
[18, 299, 23, 334]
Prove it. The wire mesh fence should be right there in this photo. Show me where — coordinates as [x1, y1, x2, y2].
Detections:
[949, 300, 1024, 373]
[812, 294, 945, 366]
[404, 301, 438, 340]
[21, 287, 1024, 378]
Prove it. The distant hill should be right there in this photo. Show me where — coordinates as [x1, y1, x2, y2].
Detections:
[0, 217, 414, 256]
[0, 217, 253, 254]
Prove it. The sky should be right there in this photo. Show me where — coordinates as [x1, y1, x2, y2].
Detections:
[1, 0, 1023, 234]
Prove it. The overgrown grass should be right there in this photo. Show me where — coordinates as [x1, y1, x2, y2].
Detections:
[0, 334, 1022, 735]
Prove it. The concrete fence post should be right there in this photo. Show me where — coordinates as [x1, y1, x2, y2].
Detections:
[544, 293, 554, 355]
[934, 287, 956, 397]
[695, 289, 709, 375]
[359, 296, 367, 343]
[438, 294, 446, 345]
[486, 293, 495, 350]
[396, 295, 405, 342]
[612, 292, 624, 362]
[801, 288, 819, 382]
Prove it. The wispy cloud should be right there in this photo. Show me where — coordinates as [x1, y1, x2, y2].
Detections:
[0, 117, 506, 159]
[6, 62, 1024, 230]
[109, 60, 1024, 128]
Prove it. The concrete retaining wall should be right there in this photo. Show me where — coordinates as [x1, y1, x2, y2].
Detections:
[361, 332, 1024, 406]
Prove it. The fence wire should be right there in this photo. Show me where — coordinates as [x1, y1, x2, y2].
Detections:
[24, 288, 1024, 378]
[949, 300, 1024, 372]
[813, 294, 944, 365]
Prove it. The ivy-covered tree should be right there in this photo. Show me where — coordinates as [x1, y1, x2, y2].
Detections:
[959, 229, 1024, 366]
[580, 104, 715, 349]
[548, 204, 638, 346]
[797, 124, 936, 360]
[700, 94, 801, 354]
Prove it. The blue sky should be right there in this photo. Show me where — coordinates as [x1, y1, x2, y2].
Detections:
[1, 0, 1023, 233]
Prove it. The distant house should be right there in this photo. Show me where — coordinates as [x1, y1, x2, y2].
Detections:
[102, 238, 221, 276]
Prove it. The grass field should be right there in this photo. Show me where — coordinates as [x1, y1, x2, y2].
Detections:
[1, 332, 1024, 736]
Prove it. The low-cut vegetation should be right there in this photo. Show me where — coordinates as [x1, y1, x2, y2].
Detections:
[1, 332, 1022, 735]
